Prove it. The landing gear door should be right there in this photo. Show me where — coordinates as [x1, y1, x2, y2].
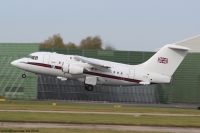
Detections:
[43, 54, 50, 64]
[129, 69, 135, 79]
[85, 75, 97, 85]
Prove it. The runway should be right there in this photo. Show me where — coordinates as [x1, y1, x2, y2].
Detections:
[0, 109, 200, 116]
[0, 122, 200, 133]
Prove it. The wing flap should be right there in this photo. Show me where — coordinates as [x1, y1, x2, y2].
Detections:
[74, 56, 112, 71]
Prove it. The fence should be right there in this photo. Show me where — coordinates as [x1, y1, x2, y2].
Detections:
[0, 43, 38, 99]
[37, 48, 200, 104]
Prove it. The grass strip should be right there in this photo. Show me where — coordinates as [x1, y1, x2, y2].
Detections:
[0, 100, 199, 115]
[0, 112, 200, 127]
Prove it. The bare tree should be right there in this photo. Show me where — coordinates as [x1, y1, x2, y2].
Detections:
[104, 43, 116, 50]
[40, 34, 106, 50]
[40, 34, 65, 48]
[79, 36, 103, 50]
[66, 42, 77, 49]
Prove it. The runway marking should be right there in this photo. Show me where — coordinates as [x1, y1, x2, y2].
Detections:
[0, 109, 200, 116]
[0, 122, 200, 133]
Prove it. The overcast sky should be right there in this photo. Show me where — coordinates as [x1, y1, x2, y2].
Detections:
[0, 0, 200, 51]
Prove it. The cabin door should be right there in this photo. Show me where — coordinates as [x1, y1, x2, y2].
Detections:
[43, 54, 50, 64]
[129, 69, 135, 79]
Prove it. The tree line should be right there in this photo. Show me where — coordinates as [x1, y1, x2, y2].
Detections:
[40, 34, 115, 50]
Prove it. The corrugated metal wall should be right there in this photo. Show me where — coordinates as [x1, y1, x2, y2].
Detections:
[169, 53, 200, 104]
[0, 43, 38, 99]
[37, 75, 157, 103]
[38, 48, 200, 104]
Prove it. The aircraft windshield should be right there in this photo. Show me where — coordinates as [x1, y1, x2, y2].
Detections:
[26, 55, 32, 58]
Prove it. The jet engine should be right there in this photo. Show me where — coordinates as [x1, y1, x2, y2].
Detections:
[62, 63, 84, 74]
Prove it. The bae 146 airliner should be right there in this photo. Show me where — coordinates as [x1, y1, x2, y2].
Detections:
[11, 36, 194, 91]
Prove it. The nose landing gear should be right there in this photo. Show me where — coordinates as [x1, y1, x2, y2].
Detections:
[22, 71, 26, 78]
[22, 74, 26, 78]
[85, 84, 94, 91]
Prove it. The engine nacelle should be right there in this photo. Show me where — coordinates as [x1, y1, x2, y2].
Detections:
[62, 63, 70, 73]
[62, 63, 83, 74]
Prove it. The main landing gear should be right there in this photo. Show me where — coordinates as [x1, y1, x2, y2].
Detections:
[85, 84, 94, 91]
[22, 71, 26, 78]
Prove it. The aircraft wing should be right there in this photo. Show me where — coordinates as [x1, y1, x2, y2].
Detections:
[74, 56, 112, 72]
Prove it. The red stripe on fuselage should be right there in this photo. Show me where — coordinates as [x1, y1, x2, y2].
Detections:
[55, 66, 62, 70]
[27, 62, 142, 83]
[84, 71, 141, 83]
[28, 62, 62, 69]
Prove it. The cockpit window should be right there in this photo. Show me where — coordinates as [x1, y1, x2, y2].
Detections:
[26, 55, 32, 58]
[26, 55, 38, 60]
[32, 56, 38, 60]
[31, 56, 35, 59]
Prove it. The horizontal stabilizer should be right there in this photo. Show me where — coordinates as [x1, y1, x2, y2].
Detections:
[155, 44, 191, 51]
[167, 45, 191, 51]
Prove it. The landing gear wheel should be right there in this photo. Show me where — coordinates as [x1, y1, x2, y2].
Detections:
[85, 84, 94, 91]
[22, 74, 26, 78]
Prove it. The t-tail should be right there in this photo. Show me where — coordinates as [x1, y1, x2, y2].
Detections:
[137, 44, 190, 77]
[136, 36, 200, 77]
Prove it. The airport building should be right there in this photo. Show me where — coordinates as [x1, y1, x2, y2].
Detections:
[1, 43, 200, 104]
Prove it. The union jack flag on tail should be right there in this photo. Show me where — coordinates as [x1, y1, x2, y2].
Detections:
[158, 57, 168, 64]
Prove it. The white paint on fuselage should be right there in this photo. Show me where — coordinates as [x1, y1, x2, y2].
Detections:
[11, 52, 171, 86]
[11, 40, 194, 87]
[13, 52, 135, 85]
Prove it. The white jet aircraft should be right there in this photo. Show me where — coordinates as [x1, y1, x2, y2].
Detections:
[11, 40, 191, 91]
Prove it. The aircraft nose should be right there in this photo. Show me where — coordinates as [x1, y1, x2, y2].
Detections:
[11, 60, 18, 67]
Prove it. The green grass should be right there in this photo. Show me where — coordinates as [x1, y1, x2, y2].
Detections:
[1, 100, 200, 128]
[0, 128, 169, 133]
[0, 111, 200, 127]
[0, 100, 200, 115]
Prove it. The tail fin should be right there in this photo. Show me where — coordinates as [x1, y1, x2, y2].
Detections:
[137, 43, 191, 77]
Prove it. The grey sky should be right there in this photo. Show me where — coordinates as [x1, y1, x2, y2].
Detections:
[0, 0, 200, 51]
